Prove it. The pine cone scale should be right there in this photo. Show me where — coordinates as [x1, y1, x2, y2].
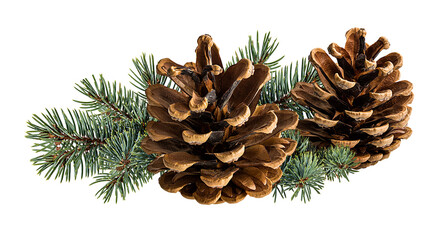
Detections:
[193, 180, 222, 204]
[309, 48, 342, 95]
[200, 167, 239, 188]
[141, 138, 191, 155]
[227, 64, 271, 111]
[365, 36, 390, 60]
[215, 58, 253, 98]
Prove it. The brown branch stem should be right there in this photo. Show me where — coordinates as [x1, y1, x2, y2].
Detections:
[89, 94, 133, 120]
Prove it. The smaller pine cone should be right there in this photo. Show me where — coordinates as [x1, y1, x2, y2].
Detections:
[142, 35, 299, 204]
[291, 28, 413, 169]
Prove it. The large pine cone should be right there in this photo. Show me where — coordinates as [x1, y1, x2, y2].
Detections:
[291, 28, 413, 169]
[141, 35, 298, 204]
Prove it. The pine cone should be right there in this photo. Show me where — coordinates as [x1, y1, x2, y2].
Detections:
[291, 28, 413, 169]
[141, 35, 299, 204]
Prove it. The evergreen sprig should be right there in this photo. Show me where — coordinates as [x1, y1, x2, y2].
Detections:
[26, 109, 113, 181]
[92, 128, 153, 203]
[27, 67, 159, 201]
[320, 146, 357, 182]
[74, 75, 149, 123]
[227, 31, 284, 70]
[129, 53, 178, 96]
[260, 59, 318, 119]
[281, 152, 326, 202]
[273, 130, 357, 202]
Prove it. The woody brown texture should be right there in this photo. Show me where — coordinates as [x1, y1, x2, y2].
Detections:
[141, 35, 299, 204]
[292, 28, 413, 169]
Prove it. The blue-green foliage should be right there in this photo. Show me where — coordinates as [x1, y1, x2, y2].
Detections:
[92, 128, 153, 203]
[227, 31, 284, 70]
[27, 109, 112, 182]
[281, 152, 326, 202]
[75, 75, 149, 122]
[129, 53, 178, 97]
[273, 130, 357, 203]
[259, 59, 317, 119]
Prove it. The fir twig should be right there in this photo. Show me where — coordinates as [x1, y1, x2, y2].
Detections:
[273, 130, 357, 202]
[74, 75, 149, 123]
[320, 146, 357, 182]
[281, 152, 325, 203]
[227, 31, 284, 71]
[27, 75, 156, 202]
[260, 58, 318, 119]
[26, 109, 113, 181]
[129, 53, 178, 97]
[92, 128, 154, 203]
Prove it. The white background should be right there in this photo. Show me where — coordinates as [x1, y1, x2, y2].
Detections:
[1, 0, 439, 239]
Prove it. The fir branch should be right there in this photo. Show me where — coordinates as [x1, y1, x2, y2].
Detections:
[273, 130, 358, 203]
[92, 128, 154, 203]
[227, 31, 284, 70]
[280, 152, 325, 203]
[281, 130, 315, 159]
[260, 58, 318, 119]
[320, 146, 357, 182]
[26, 109, 113, 181]
[74, 75, 149, 123]
[129, 53, 178, 96]
[274, 130, 318, 202]
[28, 66, 156, 202]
